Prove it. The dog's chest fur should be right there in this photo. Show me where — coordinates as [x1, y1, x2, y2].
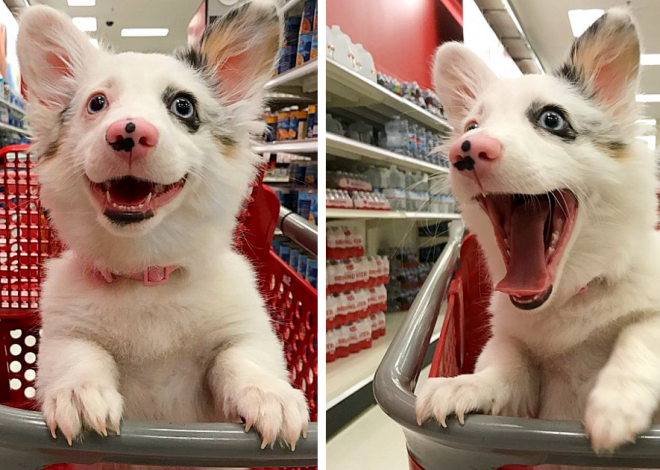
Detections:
[38, 249, 262, 422]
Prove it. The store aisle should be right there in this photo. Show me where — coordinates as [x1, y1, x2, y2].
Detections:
[327, 366, 432, 470]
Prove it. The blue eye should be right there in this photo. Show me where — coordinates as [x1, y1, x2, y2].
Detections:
[171, 96, 194, 119]
[87, 93, 107, 113]
[539, 110, 565, 131]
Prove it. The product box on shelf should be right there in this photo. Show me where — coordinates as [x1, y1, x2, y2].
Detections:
[327, 225, 364, 259]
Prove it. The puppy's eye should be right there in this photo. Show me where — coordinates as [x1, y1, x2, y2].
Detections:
[171, 96, 195, 119]
[539, 110, 566, 132]
[465, 122, 479, 132]
[87, 93, 107, 114]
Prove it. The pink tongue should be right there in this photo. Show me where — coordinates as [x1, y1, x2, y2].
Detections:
[495, 200, 550, 296]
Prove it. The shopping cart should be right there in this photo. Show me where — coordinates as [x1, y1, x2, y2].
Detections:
[374, 220, 660, 469]
[0, 145, 318, 469]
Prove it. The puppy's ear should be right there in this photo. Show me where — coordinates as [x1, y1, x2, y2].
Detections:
[432, 42, 497, 128]
[557, 8, 640, 118]
[17, 5, 100, 109]
[192, 1, 282, 105]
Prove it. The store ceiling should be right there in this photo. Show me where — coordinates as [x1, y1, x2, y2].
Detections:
[510, 0, 660, 128]
[27, 0, 201, 54]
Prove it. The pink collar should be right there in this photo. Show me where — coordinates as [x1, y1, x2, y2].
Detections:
[92, 265, 178, 286]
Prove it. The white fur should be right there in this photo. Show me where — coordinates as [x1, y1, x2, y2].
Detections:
[415, 8, 660, 466]
[16, 3, 307, 468]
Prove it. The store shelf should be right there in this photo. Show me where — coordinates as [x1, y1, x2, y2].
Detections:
[326, 209, 461, 221]
[263, 176, 290, 184]
[265, 60, 318, 93]
[327, 133, 449, 174]
[253, 139, 318, 155]
[0, 122, 30, 137]
[0, 97, 25, 116]
[326, 59, 452, 133]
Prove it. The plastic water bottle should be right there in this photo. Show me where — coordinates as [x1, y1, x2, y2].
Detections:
[385, 116, 409, 155]
[386, 165, 407, 211]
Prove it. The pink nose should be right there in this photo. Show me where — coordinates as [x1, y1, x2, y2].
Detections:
[105, 119, 159, 161]
[449, 133, 502, 180]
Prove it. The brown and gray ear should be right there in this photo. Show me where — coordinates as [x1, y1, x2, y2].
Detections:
[187, 1, 283, 105]
[556, 8, 640, 117]
[17, 5, 100, 109]
[432, 42, 497, 129]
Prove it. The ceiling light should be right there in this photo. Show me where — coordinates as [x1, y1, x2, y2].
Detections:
[89, 38, 99, 48]
[121, 28, 169, 37]
[638, 119, 657, 125]
[72, 17, 97, 32]
[636, 95, 660, 103]
[67, 0, 95, 6]
[568, 9, 604, 37]
[642, 54, 660, 66]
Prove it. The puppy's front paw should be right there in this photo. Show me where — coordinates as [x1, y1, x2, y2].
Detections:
[229, 378, 309, 450]
[416, 375, 500, 427]
[584, 382, 654, 453]
[42, 383, 124, 444]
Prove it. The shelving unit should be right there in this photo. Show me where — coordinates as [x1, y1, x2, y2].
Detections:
[265, 59, 318, 94]
[326, 209, 460, 221]
[0, 122, 30, 137]
[327, 133, 448, 174]
[325, 41, 459, 439]
[253, 138, 318, 155]
[327, 59, 452, 133]
[0, 98, 25, 116]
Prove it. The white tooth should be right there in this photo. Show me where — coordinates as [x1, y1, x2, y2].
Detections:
[154, 185, 163, 193]
[137, 203, 143, 209]
[146, 193, 152, 205]
[103, 182, 111, 190]
[112, 203, 118, 208]
[550, 232, 559, 248]
[106, 191, 111, 202]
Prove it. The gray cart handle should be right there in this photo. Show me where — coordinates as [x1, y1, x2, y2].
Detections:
[0, 403, 317, 469]
[278, 206, 317, 256]
[373, 220, 660, 469]
[0, 206, 318, 469]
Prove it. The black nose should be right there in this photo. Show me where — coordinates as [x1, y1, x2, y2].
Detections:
[454, 155, 475, 171]
[125, 122, 136, 133]
[453, 140, 475, 171]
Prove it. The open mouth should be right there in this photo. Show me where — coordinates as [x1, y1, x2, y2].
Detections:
[478, 189, 578, 310]
[88, 175, 187, 226]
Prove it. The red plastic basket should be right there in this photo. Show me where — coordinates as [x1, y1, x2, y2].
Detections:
[0, 144, 317, 467]
[409, 233, 526, 470]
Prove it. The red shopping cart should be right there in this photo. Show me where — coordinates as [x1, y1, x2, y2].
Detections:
[0, 144, 318, 468]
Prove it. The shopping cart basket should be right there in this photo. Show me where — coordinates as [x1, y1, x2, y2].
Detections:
[0, 144, 318, 469]
[374, 220, 660, 469]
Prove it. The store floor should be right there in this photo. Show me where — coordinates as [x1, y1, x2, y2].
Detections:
[327, 365, 432, 470]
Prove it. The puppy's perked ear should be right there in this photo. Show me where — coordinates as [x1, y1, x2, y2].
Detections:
[194, 1, 282, 105]
[557, 8, 641, 118]
[432, 42, 497, 129]
[17, 5, 100, 109]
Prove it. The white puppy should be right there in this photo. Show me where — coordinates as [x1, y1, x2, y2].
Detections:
[16, 0, 308, 461]
[415, 8, 660, 463]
